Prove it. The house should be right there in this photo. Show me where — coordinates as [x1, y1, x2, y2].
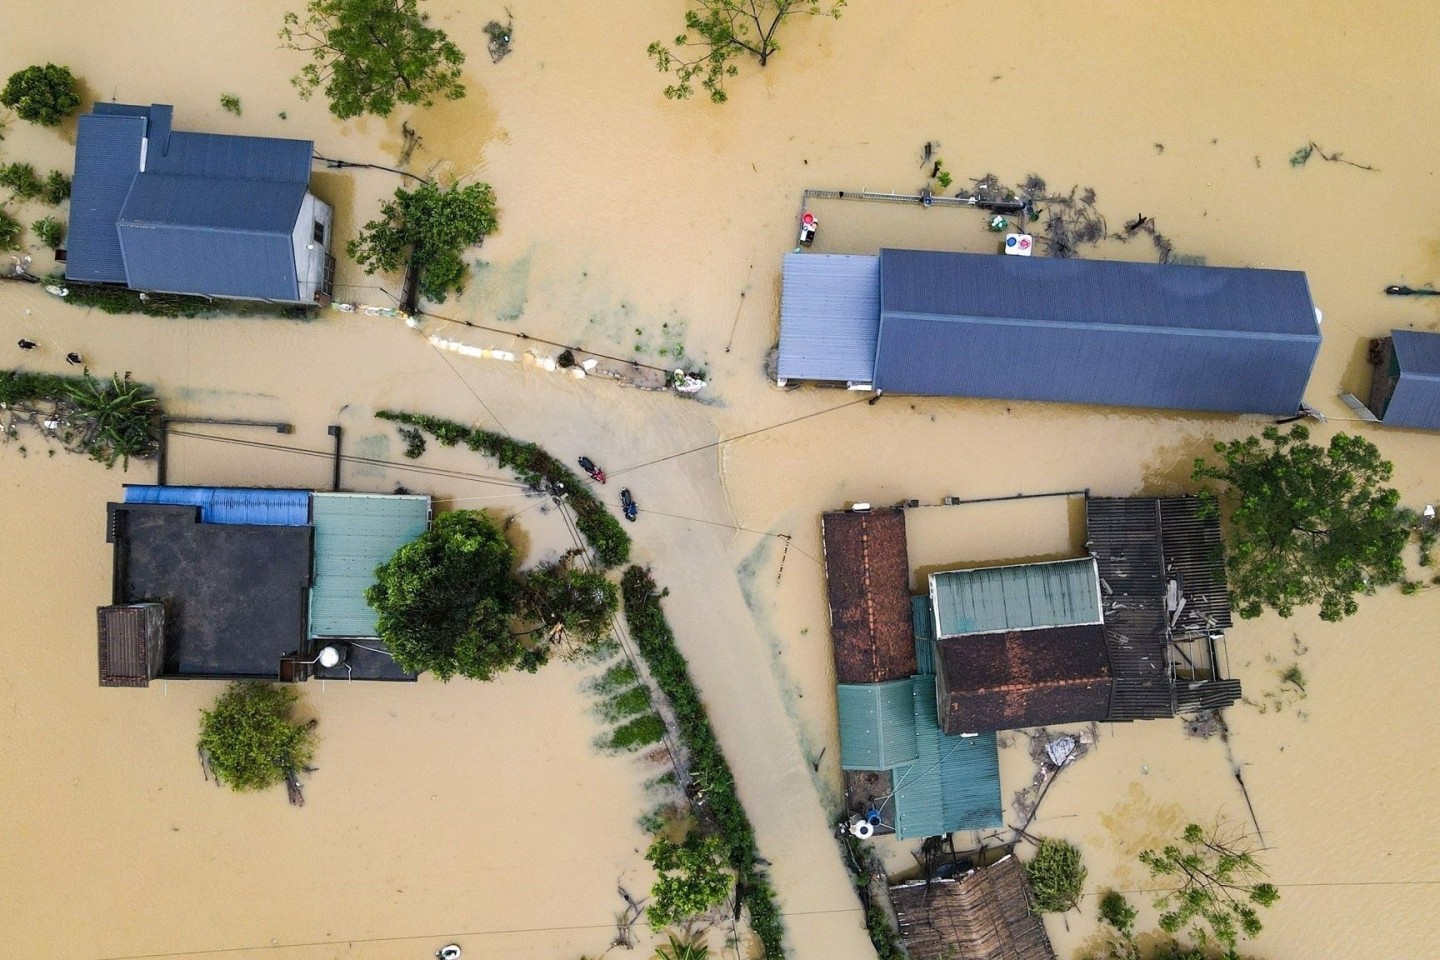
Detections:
[97, 486, 430, 686]
[823, 498, 1241, 750]
[777, 249, 1323, 416]
[66, 103, 335, 304]
[823, 509, 1004, 841]
[1348, 331, 1440, 429]
[890, 854, 1058, 960]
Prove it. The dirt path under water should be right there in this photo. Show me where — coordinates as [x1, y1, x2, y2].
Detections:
[4, 3, 1440, 960]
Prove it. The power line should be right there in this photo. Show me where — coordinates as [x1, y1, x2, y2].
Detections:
[608, 395, 872, 477]
[423, 337, 510, 436]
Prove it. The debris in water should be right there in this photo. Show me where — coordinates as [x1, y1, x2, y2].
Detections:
[1183, 709, 1224, 739]
[485, 9, 514, 63]
[1290, 140, 1378, 172]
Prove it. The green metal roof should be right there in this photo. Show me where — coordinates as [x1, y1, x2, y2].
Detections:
[912, 595, 935, 674]
[929, 557, 1101, 638]
[892, 675, 1003, 839]
[838, 680, 920, 770]
[308, 493, 430, 639]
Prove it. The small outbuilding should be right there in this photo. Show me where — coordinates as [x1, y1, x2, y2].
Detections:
[890, 854, 1058, 960]
[1354, 330, 1440, 429]
[67, 103, 335, 304]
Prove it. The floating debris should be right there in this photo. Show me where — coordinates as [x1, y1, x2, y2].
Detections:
[1290, 140, 1377, 172]
[485, 9, 514, 63]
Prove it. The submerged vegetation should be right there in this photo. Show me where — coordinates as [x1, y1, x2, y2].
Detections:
[648, 0, 845, 104]
[0, 369, 162, 467]
[377, 410, 632, 567]
[198, 683, 315, 793]
[282, 0, 465, 119]
[1140, 821, 1278, 956]
[1024, 837, 1087, 913]
[645, 830, 735, 928]
[1, 63, 81, 126]
[622, 566, 785, 958]
[348, 180, 499, 303]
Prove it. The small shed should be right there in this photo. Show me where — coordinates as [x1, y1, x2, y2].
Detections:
[930, 557, 1102, 639]
[97, 603, 165, 687]
[1362, 331, 1440, 429]
[891, 854, 1058, 960]
[307, 493, 431, 640]
[776, 253, 880, 386]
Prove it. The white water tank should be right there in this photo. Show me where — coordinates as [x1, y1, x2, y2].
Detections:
[318, 645, 346, 668]
[849, 818, 875, 840]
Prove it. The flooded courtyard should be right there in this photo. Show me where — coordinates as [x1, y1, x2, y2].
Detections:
[3, 3, 1440, 959]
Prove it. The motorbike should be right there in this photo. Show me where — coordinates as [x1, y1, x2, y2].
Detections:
[620, 488, 638, 522]
[578, 456, 606, 484]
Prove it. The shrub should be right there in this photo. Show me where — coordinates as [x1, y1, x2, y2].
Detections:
[1, 64, 81, 126]
[198, 683, 315, 791]
[0, 208, 20, 250]
[1025, 838, 1087, 913]
[43, 170, 71, 204]
[220, 93, 242, 115]
[1099, 890, 1138, 937]
[606, 711, 667, 750]
[0, 162, 44, 200]
[32, 216, 63, 250]
[519, 560, 619, 648]
[646, 831, 735, 928]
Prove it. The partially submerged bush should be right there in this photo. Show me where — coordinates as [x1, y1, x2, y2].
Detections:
[31, 216, 63, 250]
[1, 64, 81, 126]
[646, 830, 735, 928]
[198, 683, 315, 791]
[1025, 837, 1087, 913]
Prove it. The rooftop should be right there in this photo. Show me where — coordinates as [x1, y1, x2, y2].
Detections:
[1375, 330, 1440, 429]
[823, 508, 918, 683]
[891, 855, 1058, 960]
[777, 253, 880, 383]
[929, 557, 1102, 639]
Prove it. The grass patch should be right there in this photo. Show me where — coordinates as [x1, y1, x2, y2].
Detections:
[592, 660, 639, 695]
[377, 410, 631, 568]
[606, 712, 667, 751]
[600, 684, 652, 722]
[622, 565, 785, 959]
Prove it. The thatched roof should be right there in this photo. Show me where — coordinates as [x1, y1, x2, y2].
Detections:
[891, 855, 1057, 960]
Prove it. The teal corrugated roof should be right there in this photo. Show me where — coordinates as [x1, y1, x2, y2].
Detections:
[892, 675, 1003, 839]
[930, 557, 1101, 638]
[308, 493, 430, 639]
[913, 595, 935, 674]
[838, 680, 920, 770]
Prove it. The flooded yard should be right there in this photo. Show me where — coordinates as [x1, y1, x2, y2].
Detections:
[4, 2, 1440, 959]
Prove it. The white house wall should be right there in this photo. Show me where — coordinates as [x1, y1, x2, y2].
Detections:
[292, 192, 334, 303]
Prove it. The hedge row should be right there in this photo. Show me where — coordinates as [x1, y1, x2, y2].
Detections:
[0, 369, 83, 405]
[376, 410, 631, 568]
[621, 566, 785, 958]
[59, 280, 315, 320]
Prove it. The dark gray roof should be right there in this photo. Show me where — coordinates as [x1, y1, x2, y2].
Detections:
[777, 253, 880, 383]
[1382, 330, 1440, 429]
[66, 114, 146, 283]
[873, 249, 1321, 414]
[65, 103, 316, 301]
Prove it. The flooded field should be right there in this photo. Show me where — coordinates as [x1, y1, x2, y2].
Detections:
[3, 2, 1440, 959]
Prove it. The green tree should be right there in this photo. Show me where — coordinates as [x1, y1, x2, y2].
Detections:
[1, 64, 81, 126]
[646, 830, 735, 928]
[198, 683, 316, 791]
[0, 208, 20, 250]
[42, 170, 70, 204]
[1139, 821, 1279, 958]
[1193, 424, 1407, 621]
[519, 559, 619, 650]
[32, 216, 63, 250]
[281, 0, 465, 119]
[366, 510, 531, 680]
[1099, 889, 1139, 937]
[347, 180, 498, 302]
[1024, 837, 1087, 913]
[63, 371, 162, 467]
[648, 0, 844, 104]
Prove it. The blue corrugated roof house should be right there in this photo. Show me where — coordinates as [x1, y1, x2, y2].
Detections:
[776, 248, 1323, 415]
[1362, 330, 1440, 430]
[66, 104, 335, 304]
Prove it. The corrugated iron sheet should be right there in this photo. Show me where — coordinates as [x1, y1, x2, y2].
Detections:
[123, 485, 310, 526]
[308, 493, 430, 639]
[777, 253, 880, 383]
[66, 114, 146, 284]
[893, 676, 1002, 839]
[838, 680, 920, 771]
[914, 596, 935, 674]
[1381, 330, 1440, 429]
[930, 557, 1101, 638]
[874, 249, 1321, 415]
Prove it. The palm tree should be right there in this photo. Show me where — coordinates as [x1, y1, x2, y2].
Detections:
[654, 932, 710, 960]
[62, 372, 160, 466]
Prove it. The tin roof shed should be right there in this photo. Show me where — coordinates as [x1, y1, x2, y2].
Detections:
[838, 679, 920, 770]
[308, 493, 431, 640]
[1371, 330, 1440, 429]
[777, 253, 880, 384]
[123, 484, 310, 526]
[930, 557, 1102, 639]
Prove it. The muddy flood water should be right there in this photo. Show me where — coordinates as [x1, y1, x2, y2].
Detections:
[4, 3, 1440, 959]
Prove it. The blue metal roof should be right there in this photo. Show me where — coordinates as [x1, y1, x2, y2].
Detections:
[873, 250, 1321, 415]
[777, 253, 880, 383]
[123, 485, 311, 526]
[1382, 330, 1440, 429]
[892, 676, 1003, 839]
[65, 114, 145, 283]
[66, 103, 315, 301]
[838, 680, 920, 770]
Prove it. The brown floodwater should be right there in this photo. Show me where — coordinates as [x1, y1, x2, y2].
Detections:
[3, 3, 1440, 959]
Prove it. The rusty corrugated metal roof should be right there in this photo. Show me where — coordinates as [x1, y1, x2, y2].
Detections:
[97, 603, 165, 687]
[823, 508, 917, 683]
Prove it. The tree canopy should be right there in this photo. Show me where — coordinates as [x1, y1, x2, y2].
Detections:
[1, 64, 81, 126]
[645, 831, 735, 928]
[1193, 424, 1407, 621]
[647, 0, 844, 104]
[281, 0, 466, 120]
[366, 510, 532, 680]
[347, 180, 498, 303]
[1024, 837, 1087, 913]
[198, 683, 315, 791]
[519, 559, 619, 650]
[1140, 821, 1279, 958]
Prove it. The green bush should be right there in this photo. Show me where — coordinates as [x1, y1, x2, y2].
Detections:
[377, 410, 631, 567]
[600, 684, 652, 721]
[622, 566, 785, 958]
[1025, 838, 1087, 913]
[1, 162, 44, 200]
[348, 180, 498, 302]
[43, 170, 70, 204]
[519, 561, 619, 647]
[31, 216, 63, 250]
[865, 904, 905, 960]
[0, 208, 20, 250]
[606, 711, 667, 750]
[1, 64, 81, 126]
[646, 831, 735, 928]
[198, 683, 315, 791]
[220, 93, 242, 115]
[1099, 889, 1138, 937]
[0, 369, 162, 467]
